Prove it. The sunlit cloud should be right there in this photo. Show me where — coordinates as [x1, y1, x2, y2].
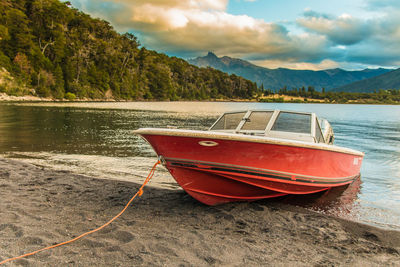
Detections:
[250, 59, 340, 71]
[68, 0, 400, 70]
[70, 0, 329, 62]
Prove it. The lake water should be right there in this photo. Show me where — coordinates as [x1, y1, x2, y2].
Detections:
[1, 102, 399, 230]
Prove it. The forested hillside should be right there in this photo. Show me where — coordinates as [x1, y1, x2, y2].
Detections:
[0, 0, 258, 100]
[332, 68, 400, 92]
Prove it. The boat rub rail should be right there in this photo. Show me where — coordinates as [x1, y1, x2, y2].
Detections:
[167, 157, 359, 186]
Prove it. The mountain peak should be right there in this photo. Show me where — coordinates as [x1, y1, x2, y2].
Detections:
[188, 52, 224, 69]
[206, 51, 218, 58]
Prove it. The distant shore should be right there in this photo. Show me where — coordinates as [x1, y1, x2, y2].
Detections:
[1, 157, 399, 265]
[0, 92, 53, 102]
[1, 92, 399, 105]
[0, 93, 116, 102]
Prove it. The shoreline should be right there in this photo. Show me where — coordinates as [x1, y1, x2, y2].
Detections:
[1, 157, 399, 265]
[1, 92, 399, 105]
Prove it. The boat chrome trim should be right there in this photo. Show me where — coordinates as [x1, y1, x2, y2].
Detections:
[185, 187, 287, 199]
[165, 157, 359, 185]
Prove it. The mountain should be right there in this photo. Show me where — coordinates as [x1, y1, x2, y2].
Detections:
[0, 1, 257, 100]
[332, 68, 400, 92]
[188, 52, 391, 91]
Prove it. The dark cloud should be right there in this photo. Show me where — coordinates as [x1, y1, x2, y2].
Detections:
[297, 8, 400, 67]
[303, 10, 332, 19]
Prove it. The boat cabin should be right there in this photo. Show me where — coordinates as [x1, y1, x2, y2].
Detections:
[209, 110, 334, 144]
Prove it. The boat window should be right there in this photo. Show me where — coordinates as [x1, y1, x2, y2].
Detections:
[211, 112, 246, 130]
[241, 111, 273, 131]
[271, 112, 311, 134]
[315, 118, 325, 143]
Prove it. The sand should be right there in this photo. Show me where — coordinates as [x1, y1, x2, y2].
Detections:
[0, 157, 399, 266]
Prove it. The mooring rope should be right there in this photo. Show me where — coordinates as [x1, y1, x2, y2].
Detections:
[0, 160, 160, 265]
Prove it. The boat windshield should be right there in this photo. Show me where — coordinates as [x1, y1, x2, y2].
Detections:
[211, 112, 246, 130]
[271, 112, 311, 134]
[209, 110, 325, 143]
[241, 111, 274, 131]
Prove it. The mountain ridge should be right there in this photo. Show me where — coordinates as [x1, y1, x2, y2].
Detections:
[332, 68, 400, 92]
[188, 52, 391, 91]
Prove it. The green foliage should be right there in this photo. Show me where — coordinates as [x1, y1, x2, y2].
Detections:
[0, 51, 11, 69]
[0, 0, 258, 100]
[260, 86, 400, 104]
[333, 68, 400, 93]
[5, 85, 29, 96]
[0, 25, 10, 41]
[64, 92, 76, 100]
[260, 97, 284, 103]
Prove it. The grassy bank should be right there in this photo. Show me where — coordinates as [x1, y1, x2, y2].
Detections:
[258, 93, 400, 104]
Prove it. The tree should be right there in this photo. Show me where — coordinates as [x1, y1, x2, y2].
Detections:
[0, 0, 260, 101]
[0, 25, 9, 41]
[13, 52, 31, 82]
[3, 8, 34, 57]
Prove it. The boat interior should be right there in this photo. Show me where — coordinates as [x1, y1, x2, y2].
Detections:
[209, 110, 334, 144]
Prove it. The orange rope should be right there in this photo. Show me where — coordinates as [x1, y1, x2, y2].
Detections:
[0, 160, 160, 265]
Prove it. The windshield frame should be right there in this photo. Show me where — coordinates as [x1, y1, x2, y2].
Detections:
[209, 109, 325, 143]
[209, 111, 247, 132]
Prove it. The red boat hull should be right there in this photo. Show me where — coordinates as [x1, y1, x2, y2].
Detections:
[139, 132, 363, 205]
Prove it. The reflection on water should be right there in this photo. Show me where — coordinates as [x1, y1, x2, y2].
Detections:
[0, 104, 215, 156]
[1, 102, 400, 230]
[278, 177, 362, 219]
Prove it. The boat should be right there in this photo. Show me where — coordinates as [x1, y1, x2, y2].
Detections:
[134, 110, 364, 205]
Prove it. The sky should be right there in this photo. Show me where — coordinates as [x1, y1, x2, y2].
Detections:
[67, 0, 400, 70]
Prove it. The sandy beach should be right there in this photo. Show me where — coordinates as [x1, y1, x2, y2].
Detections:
[0, 157, 399, 266]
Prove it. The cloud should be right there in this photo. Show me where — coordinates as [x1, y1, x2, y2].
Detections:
[68, 0, 400, 69]
[250, 59, 341, 71]
[297, 12, 371, 45]
[366, 0, 400, 10]
[297, 8, 400, 67]
[69, 0, 331, 64]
